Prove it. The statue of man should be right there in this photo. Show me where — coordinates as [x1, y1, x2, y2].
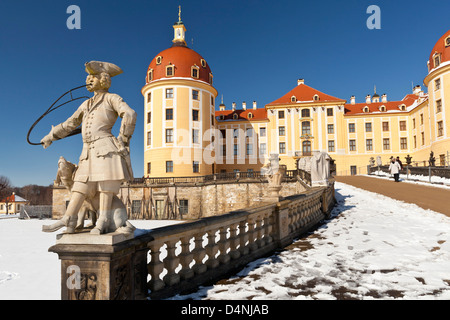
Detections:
[41, 61, 137, 234]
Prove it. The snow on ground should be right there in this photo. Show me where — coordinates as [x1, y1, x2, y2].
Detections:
[171, 182, 450, 300]
[368, 170, 450, 188]
[1, 181, 450, 300]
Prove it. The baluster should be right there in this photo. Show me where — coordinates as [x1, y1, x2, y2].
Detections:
[255, 214, 265, 248]
[192, 232, 207, 275]
[263, 211, 273, 244]
[229, 223, 241, 259]
[247, 218, 258, 251]
[163, 240, 180, 286]
[217, 226, 230, 264]
[205, 229, 219, 269]
[147, 241, 165, 292]
[238, 220, 249, 256]
[178, 236, 194, 280]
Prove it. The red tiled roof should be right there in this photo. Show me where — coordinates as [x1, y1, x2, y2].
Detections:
[266, 83, 345, 106]
[344, 94, 422, 115]
[215, 108, 268, 121]
[429, 30, 450, 70]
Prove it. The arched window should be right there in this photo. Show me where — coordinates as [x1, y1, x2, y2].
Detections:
[147, 69, 153, 83]
[291, 96, 297, 102]
[156, 56, 162, 65]
[233, 113, 238, 120]
[191, 65, 199, 79]
[379, 105, 386, 112]
[301, 109, 310, 118]
[248, 112, 253, 119]
[302, 121, 311, 135]
[166, 65, 174, 77]
[313, 94, 319, 101]
[399, 104, 406, 111]
[363, 106, 369, 113]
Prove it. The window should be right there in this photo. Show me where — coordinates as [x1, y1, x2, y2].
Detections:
[132, 200, 142, 215]
[302, 141, 311, 156]
[246, 143, 253, 155]
[248, 112, 253, 119]
[156, 56, 162, 65]
[414, 136, 417, 148]
[147, 93, 151, 103]
[211, 96, 214, 106]
[413, 118, 416, 129]
[302, 121, 311, 135]
[147, 111, 151, 124]
[383, 138, 390, 150]
[399, 121, 407, 131]
[291, 96, 297, 102]
[191, 66, 199, 79]
[233, 128, 239, 139]
[166, 88, 174, 99]
[349, 140, 356, 151]
[327, 108, 333, 117]
[435, 79, 441, 90]
[166, 161, 173, 173]
[279, 142, 286, 154]
[201, 59, 207, 68]
[193, 161, 199, 173]
[192, 109, 199, 121]
[365, 122, 372, 132]
[233, 113, 238, 120]
[327, 124, 334, 134]
[380, 106, 386, 112]
[420, 114, 424, 125]
[438, 121, 444, 137]
[279, 126, 285, 136]
[301, 109, 310, 118]
[221, 145, 226, 157]
[147, 69, 153, 82]
[399, 105, 406, 111]
[259, 143, 266, 155]
[179, 200, 189, 215]
[246, 128, 253, 138]
[328, 140, 335, 152]
[366, 139, 373, 151]
[382, 122, 389, 132]
[421, 132, 425, 145]
[436, 99, 442, 113]
[147, 162, 151, 174]
[313, 94, 319, 101]
[165, 129, 173, 143]
[233, 144, 238, 156]
[434, 54, 441, 68]
[192, 129, 199, 144]
[220, 129, 226, 139]
[348, 123, 355, 133]
[165, 108, 173, 120]
[166, 65, 174, 77]
[259, 127, 266, 137]
[278, 110, 285, 119]
[400, 137, 408, 149]
[147, 131, 151, 146]
[209, 73, 213, 85]
[363, 106, 369, 113]
[192, 90, 199, 100]
[155, 200, 164, 217]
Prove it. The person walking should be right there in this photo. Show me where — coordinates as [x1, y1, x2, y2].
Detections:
[389, 157, 402, 182]
[396, 156, 404, 171]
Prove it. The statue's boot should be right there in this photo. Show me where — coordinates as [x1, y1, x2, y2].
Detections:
[90, 217, 109, 235]
[42, 215, 77, 233]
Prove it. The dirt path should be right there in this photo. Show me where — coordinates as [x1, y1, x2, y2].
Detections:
[335, 175, 450, 217]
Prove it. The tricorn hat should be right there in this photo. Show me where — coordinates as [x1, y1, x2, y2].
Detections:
[85, 61, 123, 77]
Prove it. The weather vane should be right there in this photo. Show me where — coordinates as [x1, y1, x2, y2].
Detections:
[178, 5, 182, 22]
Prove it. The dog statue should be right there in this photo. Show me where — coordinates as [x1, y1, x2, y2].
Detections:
[55, 156, 135, 233]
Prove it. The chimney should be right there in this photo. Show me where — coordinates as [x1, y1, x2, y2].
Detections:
[381, 94, 387, 103]
[413, 85, 422, 96]
[350, 96, 356, 105]
[242, 101, 246, 110]
[297, 78, 304, 85]
[366, 95, 371, 104]
[232, 102, 236, 111]
[253, 101, 257, 110]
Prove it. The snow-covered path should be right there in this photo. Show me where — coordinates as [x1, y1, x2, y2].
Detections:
[172, 182, 450, 300]
[1, 182, 450, 300]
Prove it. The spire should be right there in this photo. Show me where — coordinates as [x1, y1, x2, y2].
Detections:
[172, 5, 187, 46]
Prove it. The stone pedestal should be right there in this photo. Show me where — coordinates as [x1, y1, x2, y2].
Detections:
[49, 231, 148, 300]
[267, 185, 282, 202]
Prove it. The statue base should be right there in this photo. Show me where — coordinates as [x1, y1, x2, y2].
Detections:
[56, 230, 135, 245]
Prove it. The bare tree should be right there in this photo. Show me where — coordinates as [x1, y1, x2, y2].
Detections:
[0, 175, 12, 214]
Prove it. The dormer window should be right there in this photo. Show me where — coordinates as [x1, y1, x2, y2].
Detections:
[291, 96, 297, 102]
[219, 115, 224, 120]
[248, 112, 253, 119]
[313, 94, 319, 101]
[379, 105, 386, 112]
[166, 64, 174, 77]
[233, 113, 238, 120]
[201, 59, 207, 68]
[191, 65, 199, 79]
[147, 68, 153, 82]
[434, 53, 441, 68]
[363, 106, 369, 113]
[156, 56, 162, 65]
[445, 36, 450, 47]
[209, 73, 213, 85]
[399, 104, 406, 111]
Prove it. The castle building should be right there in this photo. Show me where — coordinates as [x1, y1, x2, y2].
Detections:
[143, 13, 450, 177]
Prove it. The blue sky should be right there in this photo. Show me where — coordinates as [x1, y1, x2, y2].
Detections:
[0, 0, 448, 187]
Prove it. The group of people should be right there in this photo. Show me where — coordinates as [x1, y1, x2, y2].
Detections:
[389, 156, 404, 182]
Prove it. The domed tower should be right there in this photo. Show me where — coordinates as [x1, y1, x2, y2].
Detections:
[423, 30, 450, 161]
[141, 8, 218, 177]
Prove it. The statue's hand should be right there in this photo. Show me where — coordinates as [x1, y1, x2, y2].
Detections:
[40, 134, 53, 149]
[118, 134, 130, 147]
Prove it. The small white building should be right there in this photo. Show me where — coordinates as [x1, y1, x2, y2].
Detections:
[0, 192, 29, 215]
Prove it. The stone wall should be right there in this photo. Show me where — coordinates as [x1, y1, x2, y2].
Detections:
[52, 179, 307, 220]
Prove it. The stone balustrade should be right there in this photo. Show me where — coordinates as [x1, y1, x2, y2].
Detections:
[49, 182, 335, 300]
